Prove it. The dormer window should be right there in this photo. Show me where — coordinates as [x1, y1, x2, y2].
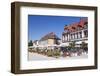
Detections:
[72, 26, 75, 29]
[84, 22, 88, 29]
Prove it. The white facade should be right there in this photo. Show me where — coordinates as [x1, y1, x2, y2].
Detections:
[62, 20, 88, 47]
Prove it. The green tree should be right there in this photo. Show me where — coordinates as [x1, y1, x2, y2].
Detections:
[53, 49, 61, 57]
[81, 42, 87, 50]
[47, 49, 53, 57]
[28, 40, 33, 46]
[69, 41, 75, 49]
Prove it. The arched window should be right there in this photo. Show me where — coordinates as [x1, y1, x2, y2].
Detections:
[84, 22, 88, 29]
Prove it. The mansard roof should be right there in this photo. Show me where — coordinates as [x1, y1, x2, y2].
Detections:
[64, 18, 88, 32]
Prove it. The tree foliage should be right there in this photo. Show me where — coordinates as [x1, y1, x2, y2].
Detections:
[28, 40, 33, 46]
[69, 41, 75, 49]
[81, 42, 87, 50]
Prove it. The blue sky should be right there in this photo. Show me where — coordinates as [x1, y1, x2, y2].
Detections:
[28, 15, 86, 41]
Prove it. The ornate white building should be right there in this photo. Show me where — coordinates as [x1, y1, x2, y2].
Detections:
[62, 18, 88, 47]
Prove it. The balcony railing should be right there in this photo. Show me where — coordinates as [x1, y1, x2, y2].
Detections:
[62, 37, 88, 43]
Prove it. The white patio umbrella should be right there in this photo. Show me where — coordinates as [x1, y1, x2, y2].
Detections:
[60, 43, 69, 47]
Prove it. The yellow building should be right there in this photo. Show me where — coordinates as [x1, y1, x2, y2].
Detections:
[39, 32, 61, 46]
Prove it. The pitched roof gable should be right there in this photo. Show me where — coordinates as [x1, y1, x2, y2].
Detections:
[40, 32, 61, 41]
